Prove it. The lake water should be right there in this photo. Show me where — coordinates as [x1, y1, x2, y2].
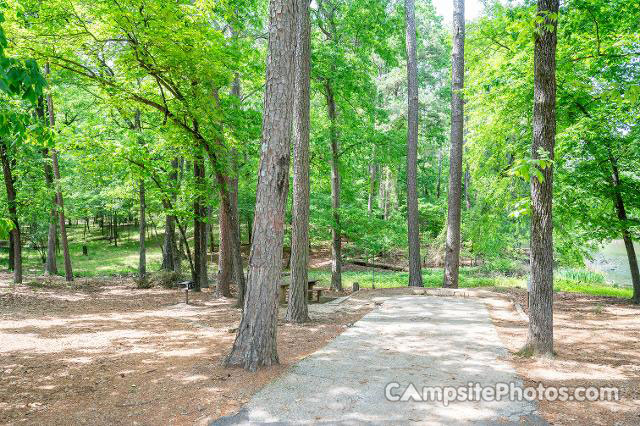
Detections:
[586, 239, 640, 287]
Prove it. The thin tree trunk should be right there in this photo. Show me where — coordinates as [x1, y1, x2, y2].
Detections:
[210, 166, 246, 303]
[162, 158, 179, 272]
[382, 167, 390, 220]
[193, 160, 201, 290]
[286, 0, 312, 323]
[464, 165, 471, 209]
[37, 96, 58, 275]
[325, 81, 342, 292]
[1, 140, 22, 283]
[214, 80, 243, 301]
[139, 179, 146, 280]
[8, 232, 14, 272]
[192, 154, 207, 290]
[405, 0, 423, 288]
[43, 157, 57, 275]
[217, 194, 234, 297]
[436, 148, 442, 199]
[443, 0, 465, 289]
[45, 64, 73, 282]
[609, 155, 640, 303]
[114, 211, 118, 247]
[368, 150, 377, 215]
[225, 0, 296, 371]
[525, 0, 559, 357]
[135, 111, 146, 281]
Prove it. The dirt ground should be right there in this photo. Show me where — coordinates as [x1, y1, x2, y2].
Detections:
[3, 271, 640, 425]
[0, 273, 372, 425]
[484, 288, 640, 425]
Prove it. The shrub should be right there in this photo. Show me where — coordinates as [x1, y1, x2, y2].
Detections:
[149, 271, 182, 288]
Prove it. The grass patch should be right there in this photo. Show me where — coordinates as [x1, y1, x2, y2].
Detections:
[310, 266, 633, 300]
[556, 268, 606, 285]
[308, 268, 525, 291]
[554, 279, 633, 298]
[15, 224, 166, 277]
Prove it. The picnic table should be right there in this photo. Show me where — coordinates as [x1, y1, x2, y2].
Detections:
[279, 279, 322, 304]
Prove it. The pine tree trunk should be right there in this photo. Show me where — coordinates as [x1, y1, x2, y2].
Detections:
[45, 64, 73, 282]
[609, 155, 640, 303]
[525, 0, 559, 357]
[405, 0, 423, 288]
[443, 0, 465, 289]
[286, 0, 311, 323]
[1, 140, 22, 283]
[225, 0, 296, 371]
[325, 81, 342, 292]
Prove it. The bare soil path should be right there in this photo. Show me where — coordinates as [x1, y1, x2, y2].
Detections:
[0, 274, 372, 425]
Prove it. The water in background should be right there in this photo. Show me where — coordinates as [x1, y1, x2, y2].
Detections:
[586, 239, 640, 287]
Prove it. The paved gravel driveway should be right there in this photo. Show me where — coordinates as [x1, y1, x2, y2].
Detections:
[214, 296, 546, 425]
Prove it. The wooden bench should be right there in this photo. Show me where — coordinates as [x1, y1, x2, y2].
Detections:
[307, 279, 320, 302]
[308, 287, 323, 302]
[279, 279, 322, 304]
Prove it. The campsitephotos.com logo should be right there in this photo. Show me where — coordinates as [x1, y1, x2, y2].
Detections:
[385, 382, 619, 406]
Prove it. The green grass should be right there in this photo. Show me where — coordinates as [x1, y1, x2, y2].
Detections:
[553, 279, 633, 298]
[308, 268, 524, 290]
[1, 224, 634, 300]
[2, 224, 165, 278]
[556, 268, 606, 285]
[310, 266, 634, 300]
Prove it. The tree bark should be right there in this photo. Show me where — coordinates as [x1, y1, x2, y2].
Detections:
[192, 154, 208, 290]
[43, 149, 58, 276]
[609, 155, 640, 303]
[0, 140, 22, 283]
[45, 64, 73, 282]
[161, 158, 179, 272]
[225, 0, 296, 371]
[213, 83, 244, 302]
[139, 179, 146, 280]
[217, 191, 234, 297]
[217, 81, 242, 299]
[208, 163, 246, 304]
[464, 164, 471, 209]
[436, 148, 442, 199]
[135, 111, 146, 281]
[36, 96, 58, 276]
[325, 81, 342, 292]
[286, 0, 311, 323]
[368, 150, 377, 215]
[525, 0, 559, 357]
[443, 0, 465, 289]
[405, 0, 423, 288]
[382, 167, 390, 220]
